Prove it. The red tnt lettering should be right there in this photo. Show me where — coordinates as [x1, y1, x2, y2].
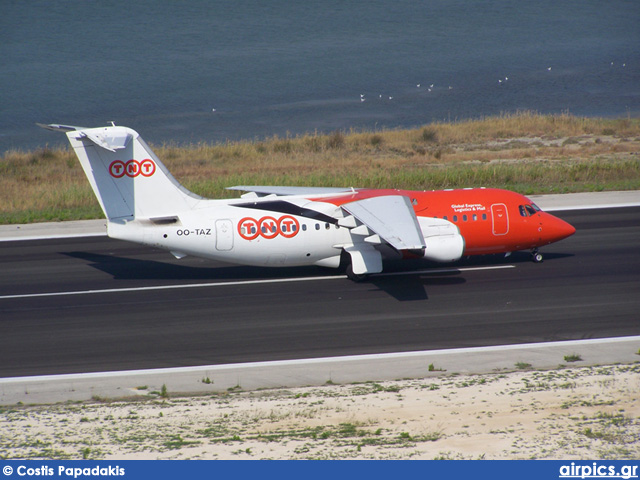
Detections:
[278, 215, 300, 238]
[125, 160, 140, 176]
[259, 217, 279, 239]
[108, 159, 156, 178]
[140, 159, 156, 177]
[237, 215, 301, 241]
[109, 160, 126, 178]
[237, 217, 260, 240]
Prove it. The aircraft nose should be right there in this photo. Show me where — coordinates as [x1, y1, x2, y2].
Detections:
[543, 214, 576, 243]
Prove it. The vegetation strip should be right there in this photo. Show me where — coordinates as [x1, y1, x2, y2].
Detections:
[1, 363, 637, 460]
[1, 112, 639, 224]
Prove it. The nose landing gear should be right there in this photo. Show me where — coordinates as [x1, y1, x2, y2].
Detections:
[531, 248, 544, 263]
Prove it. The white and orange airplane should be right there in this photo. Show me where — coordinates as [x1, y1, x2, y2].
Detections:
[41, 123, 575, 280]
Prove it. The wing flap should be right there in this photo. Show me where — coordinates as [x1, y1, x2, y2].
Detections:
[342, 195, 426, 251]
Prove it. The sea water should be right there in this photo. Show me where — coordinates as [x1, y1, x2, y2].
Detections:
[1, 0, 638, 152]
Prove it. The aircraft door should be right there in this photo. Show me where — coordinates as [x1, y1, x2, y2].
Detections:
[491, 203, 509, 236]
[215, 219, 234, 251]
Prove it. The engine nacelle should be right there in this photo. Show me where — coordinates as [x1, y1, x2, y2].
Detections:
[418, 216, 465, 263]
[423, 233, 465, 262]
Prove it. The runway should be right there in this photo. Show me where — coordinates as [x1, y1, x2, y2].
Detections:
[1, 207, 638, 378]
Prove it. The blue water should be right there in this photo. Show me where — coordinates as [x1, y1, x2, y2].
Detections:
[1, 0, 638, 153]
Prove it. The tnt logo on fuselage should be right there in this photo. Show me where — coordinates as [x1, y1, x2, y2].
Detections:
[109, 159, 156, 178]
[238, 216, 300, 240]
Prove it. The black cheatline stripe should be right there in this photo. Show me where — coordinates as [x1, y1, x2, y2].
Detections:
[234, 200, 338, 224]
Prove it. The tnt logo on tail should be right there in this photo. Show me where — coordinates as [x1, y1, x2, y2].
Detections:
[109, 159, 156, 178]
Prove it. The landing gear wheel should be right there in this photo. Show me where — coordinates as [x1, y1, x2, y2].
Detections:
[346, 264, 368, 282]
[531, 250, 544, 263]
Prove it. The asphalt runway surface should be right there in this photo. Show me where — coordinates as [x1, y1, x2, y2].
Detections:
[0, 208, 638, 378]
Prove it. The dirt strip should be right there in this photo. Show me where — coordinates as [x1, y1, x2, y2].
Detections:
[1, 363, 638, 460]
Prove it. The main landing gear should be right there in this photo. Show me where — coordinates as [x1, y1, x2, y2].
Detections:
[345, 264, 369, 282]
[531, 248, 544, 263]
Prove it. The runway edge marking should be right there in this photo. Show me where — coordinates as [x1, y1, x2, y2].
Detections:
[1, 335, 639, 385]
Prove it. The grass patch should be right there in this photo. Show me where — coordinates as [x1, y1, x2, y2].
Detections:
[160, 384, 169, 398]
[2, 112, 640, 224]
[515, 362, 532, 370]
[564, 354, 583, 363]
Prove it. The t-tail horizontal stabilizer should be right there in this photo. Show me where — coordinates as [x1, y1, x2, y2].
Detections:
[41, 124, 203, 222]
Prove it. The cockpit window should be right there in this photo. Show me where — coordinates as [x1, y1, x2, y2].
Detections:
[520, 204, 540, 217]
[519, 205, 527, 217]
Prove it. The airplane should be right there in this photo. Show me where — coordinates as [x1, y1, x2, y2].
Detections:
[40, 123, 576, 281]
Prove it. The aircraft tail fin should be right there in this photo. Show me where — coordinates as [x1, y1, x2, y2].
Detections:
[47, 125, 203, 222]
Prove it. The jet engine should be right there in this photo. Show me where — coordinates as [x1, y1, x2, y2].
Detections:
[418, 217, 465, 263]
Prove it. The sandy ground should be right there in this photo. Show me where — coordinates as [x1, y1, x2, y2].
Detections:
[1, 363, 638, 460]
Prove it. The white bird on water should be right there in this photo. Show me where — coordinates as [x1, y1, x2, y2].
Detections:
[547, 67, 552, 71]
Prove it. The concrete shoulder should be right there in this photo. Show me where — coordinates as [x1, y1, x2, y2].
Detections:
[0, 219, 106, 242]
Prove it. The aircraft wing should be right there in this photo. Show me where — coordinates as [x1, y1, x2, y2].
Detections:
[341, 195, 426, 252]
[227, 185, 355, 197]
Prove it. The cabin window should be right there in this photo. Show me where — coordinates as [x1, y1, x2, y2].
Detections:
[453, 215, 458, 222]
[472, 214, 477, 221]
[315, 223, 320, 230]
[302, 224, 307, 232]
[443, 215, 448, 220]
[482, 213, 487, 220]
[325, 223, 330, 230]
[462, 215, 468, 221]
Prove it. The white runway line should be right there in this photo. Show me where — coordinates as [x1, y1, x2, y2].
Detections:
[0, 265, 514, 300]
